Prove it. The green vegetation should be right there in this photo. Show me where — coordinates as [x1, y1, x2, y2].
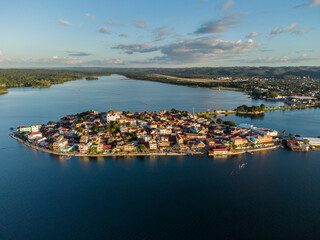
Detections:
[138, 145, 146, 152]
[0, 69, 109, 88]
[102, 67, 320, 97]
[86, 77, 99, 80]
[236, 104, 266, 113]
[1, 67, 320, 99]
[303, 139, 310, 145]
[223, 121, 237, 127]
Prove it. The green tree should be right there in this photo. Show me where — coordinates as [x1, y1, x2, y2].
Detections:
[138, 145, 146, 152]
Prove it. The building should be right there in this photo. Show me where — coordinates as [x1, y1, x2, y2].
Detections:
[27, 132, 42, 141]
[287, 140, 309, 151]
[231, 137, 248, 146]
[239, 123, 278, 136]
[210, 148, 229, 155]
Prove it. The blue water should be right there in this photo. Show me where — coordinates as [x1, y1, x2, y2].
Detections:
[1, 75, 320, 240]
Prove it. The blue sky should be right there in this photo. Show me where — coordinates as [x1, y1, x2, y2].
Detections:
[0, 0, 319, 67]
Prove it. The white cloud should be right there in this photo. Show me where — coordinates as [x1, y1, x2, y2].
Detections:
[115, 36, 259, 64]
[246, 32, 259, 38]
[85, 13, 95, 19]
[119, 33, 128, 38]
[133, 19, 146, 28]
[87, 58, 124, 65]
[0, 56, 125, 67]
[113, 42, 160, 54]
[57, 19, 72, 26]
[65, 51, 92, 57]
[280, 56, 290, 61]
[47, 56, 83, 64]
[154, 37, 259, 63]
[295, 0, 320, 8]
[267, 23, 310, 38]
[153, 26, 177, 41]
[280, 22, 297, 33]
[218, 0, 234, 10]
[107, 20, 117, 25]
[97, 26, 111, 34]
[267, 26, 280, 38]
[294, 27, 311, 34]
[194, 12, 243, 34]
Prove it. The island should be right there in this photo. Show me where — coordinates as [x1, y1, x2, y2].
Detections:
[10, 109, 319, 157]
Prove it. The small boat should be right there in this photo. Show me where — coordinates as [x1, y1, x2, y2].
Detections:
[239, 163, 247, 169]
[187, 153, 193, 157]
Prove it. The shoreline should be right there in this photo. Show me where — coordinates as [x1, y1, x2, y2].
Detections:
[9, 133, 279, 158]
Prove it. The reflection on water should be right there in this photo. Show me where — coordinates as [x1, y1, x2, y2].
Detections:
[235, 113, 265, 120]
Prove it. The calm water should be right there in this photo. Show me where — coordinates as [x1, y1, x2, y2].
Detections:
[1, 75, 320, 240]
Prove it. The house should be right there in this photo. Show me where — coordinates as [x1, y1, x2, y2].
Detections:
[91, 136, 101, 144]
[105, 112, 120, 123]
[80, 135, 89, 144]
[124, 143, 136, 152]
[211, 148, 229, 155]
[18, 126, 32, 133]
[204, 138, 216, 147]
[91, 144, 103, 152]
[287, 140, 309, 151]
[34, 136, 47, 144]
[31, 125, 41, 133]
[103, 145, 112, 152]
[148, 142, 157, 150]
[256, 135, 273, 144]
[60, 145, 74, 152]
[158, 142, 170, 148]
[78, 143, 92, 153]
[231, 137, 248, 146]
[119, 118, 136, 124]
[53, 139, 68, 151]
[190, 141, 206, 150]
[176, 134, 184, 144]
[28, 132, 42, 141]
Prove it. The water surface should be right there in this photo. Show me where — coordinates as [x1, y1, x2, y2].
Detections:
[1, 75, 320, 240]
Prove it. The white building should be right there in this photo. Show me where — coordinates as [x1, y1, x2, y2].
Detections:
[28, 132, 43, 141]
[31, 125, 40, 133]
[105, 113, 120, 123]
[239, 123, 278, 136]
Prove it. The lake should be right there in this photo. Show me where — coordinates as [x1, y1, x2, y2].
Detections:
[1, 75, 320, 240]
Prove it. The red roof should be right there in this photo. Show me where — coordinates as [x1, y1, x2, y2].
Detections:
[212, 148, 228, 152]
[29, 132, 42, 136]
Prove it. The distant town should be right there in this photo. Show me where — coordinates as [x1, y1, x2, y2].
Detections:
[11, 109, 320, 157]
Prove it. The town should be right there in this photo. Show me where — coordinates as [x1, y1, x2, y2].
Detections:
[12, 109, 319, 156]
[11, 109, 319, 157]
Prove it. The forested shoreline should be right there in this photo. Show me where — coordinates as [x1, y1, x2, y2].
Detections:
[1, 67, 320, 99]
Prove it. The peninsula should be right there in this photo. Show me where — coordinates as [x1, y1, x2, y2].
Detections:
[11, 109, 316, 157]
